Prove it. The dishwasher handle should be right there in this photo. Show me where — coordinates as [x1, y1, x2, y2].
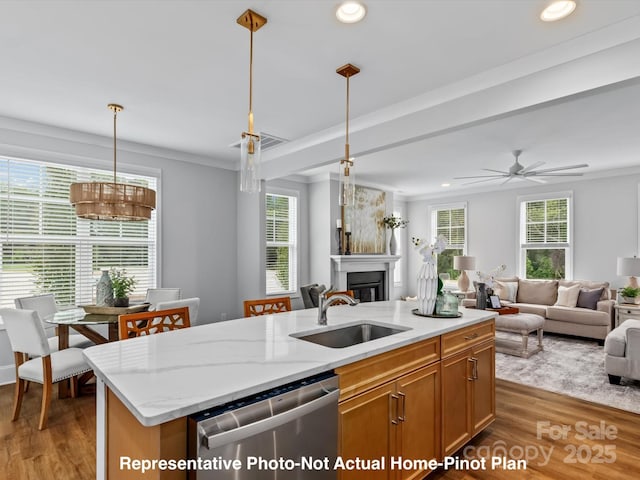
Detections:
[201, 388, 340, 450]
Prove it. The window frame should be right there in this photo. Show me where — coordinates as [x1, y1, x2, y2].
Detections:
[429, 202, 468, 280]
[265, 188, 299, 297]
[517, 191, 573, 280]
[0, 154, 160, 307]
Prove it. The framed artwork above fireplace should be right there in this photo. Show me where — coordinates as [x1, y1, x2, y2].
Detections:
[351, 186, 386, 254]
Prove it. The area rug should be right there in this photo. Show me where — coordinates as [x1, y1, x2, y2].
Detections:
[495, 332, 640, 414]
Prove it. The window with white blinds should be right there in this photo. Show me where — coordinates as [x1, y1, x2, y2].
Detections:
[519, 194, 571, 279]
[265, 192, 297, 295]
[0, 156, 158, 307]
[430, 203, 467, 279]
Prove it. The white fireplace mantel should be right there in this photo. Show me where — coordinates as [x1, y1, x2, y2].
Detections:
[330, 255, 400, 301]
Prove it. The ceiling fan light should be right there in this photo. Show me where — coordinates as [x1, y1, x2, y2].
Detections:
[336, 1, 367, 24]
[540, 1, 576, 22]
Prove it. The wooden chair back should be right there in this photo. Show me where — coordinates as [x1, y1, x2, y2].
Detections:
[326, 290, 355, 305]
[243, 296, 292, 317]
[118, 307, 190, 340]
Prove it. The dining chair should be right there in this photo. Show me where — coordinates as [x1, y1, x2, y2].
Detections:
[145, 288, 182, 309]
[14, 294, 93, 350]
[243, 296, 292, 317]
[154, 297, 201, 325]
[326, 290, 356, 305]
[0, 308, 92, 430]
[118, 307, 191, 340]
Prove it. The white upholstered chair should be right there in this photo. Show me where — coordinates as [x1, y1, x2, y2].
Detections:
[154, 297, 201, 325]
[14, 294, 93, 350]
[145, 288, 182, 309]
[0, 308, 92, 430]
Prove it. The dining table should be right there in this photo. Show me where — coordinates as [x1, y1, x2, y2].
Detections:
[44, 304, 149, 397]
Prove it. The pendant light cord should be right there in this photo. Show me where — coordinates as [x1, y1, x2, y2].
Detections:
[113, 108, 118, 184]
[248, 28, 254, 134]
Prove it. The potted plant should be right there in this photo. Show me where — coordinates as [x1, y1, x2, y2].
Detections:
[109, 268, 137, 307]
[620, 286, 640, 304]
[382, 215, 408, 255]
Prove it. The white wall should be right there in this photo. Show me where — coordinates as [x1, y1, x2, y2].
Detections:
[406, 173, 639, 296]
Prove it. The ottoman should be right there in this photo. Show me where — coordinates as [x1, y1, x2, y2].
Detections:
[495, 313, 545, 358]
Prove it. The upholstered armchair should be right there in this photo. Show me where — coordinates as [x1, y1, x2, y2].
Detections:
[604, 319, 640, 384]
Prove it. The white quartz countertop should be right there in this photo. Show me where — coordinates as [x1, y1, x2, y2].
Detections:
[83, 300, 496, 426]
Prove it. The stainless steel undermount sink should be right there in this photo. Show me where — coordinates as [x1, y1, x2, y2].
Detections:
[290, 321, 411, 349]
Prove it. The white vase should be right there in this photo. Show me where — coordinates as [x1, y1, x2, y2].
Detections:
[389, 229, 397, 255]
[417, 261, 438, 315]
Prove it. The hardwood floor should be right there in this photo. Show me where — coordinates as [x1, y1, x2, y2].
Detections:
[1, 379, 638, 479]
[0, 382, 95, 479]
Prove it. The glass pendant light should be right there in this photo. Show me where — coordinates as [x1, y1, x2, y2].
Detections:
[337, 63, 360, 206]
[237, 9, 267, 193]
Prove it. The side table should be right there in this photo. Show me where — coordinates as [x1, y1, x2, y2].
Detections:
[614, 303, 640, 328]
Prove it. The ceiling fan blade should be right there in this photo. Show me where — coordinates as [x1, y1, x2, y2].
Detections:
[462, 177, 507, 185]
[532, 163, 589, 174]
[501, 176, 515, 185]
[522, 176, 547, 184]
[481, 168, 510, 174]
[533, 173, 584, 177]
[519, 161, 545, 174]
[453, 174, 505, 180]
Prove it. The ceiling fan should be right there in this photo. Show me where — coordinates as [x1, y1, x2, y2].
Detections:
[454, 150, 589, 185]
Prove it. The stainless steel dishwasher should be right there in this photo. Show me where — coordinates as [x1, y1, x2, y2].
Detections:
[188, 372, 339, 479]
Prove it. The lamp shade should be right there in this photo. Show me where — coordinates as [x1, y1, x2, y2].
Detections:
[453, 255, 476, 271]
[617, 257, 640, 276]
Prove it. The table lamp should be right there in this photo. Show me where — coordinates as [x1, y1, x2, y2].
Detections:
[453, 255, 476, 292]
[617, 256, 640, 288]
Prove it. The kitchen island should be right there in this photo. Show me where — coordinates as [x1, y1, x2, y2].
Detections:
[84, 300, 497, 480]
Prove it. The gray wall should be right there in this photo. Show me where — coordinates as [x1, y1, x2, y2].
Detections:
[406, 173, 639, 296]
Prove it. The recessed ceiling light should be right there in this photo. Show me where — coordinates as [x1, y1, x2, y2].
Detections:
[540, 1, 577, 22]
[441, 183, 451, 187]
[336, 2, 367, 24]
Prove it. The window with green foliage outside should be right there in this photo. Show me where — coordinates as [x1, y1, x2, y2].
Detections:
[431, 205, 466, 279]
[265, 193, 297, 295]
[0, 156, 157, 307]
[521, 197, 569, 279]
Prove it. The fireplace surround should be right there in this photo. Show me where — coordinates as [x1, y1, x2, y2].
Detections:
[330, 255, 400, 301]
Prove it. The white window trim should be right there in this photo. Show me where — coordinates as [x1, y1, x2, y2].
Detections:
[517, 191, 573, 280]
[428, 201, 468, 253]
[265, 187, 299, 297]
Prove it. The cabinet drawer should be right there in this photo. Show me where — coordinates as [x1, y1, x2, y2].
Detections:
[441, 320, 495, 358]
[336, 336, 440, 402]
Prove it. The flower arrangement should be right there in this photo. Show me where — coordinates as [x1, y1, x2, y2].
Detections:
[109, 268, 137, 299]
[476, 264, 506, 288]
[412, 234, 448, 263]
[381, 215, 408, 230]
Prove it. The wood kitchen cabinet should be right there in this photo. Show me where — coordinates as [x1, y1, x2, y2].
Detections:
[336, 337, 441, 480]
[441, 321, 496, 457]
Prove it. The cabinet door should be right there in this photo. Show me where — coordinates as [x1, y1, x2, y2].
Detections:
[396, 363, 441, 480]
[472, 340, 496, 434]
[441, 350, 472, 456]
[338, 381, 397, 480]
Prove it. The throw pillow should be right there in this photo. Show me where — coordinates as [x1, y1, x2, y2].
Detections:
[576, 287, 604, 310]
[554, 284, 581, 307]
[494, 281, 518, 303]
[517, 279, 558, 305]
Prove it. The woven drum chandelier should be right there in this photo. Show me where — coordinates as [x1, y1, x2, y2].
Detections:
[70, 104, 156, 221]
